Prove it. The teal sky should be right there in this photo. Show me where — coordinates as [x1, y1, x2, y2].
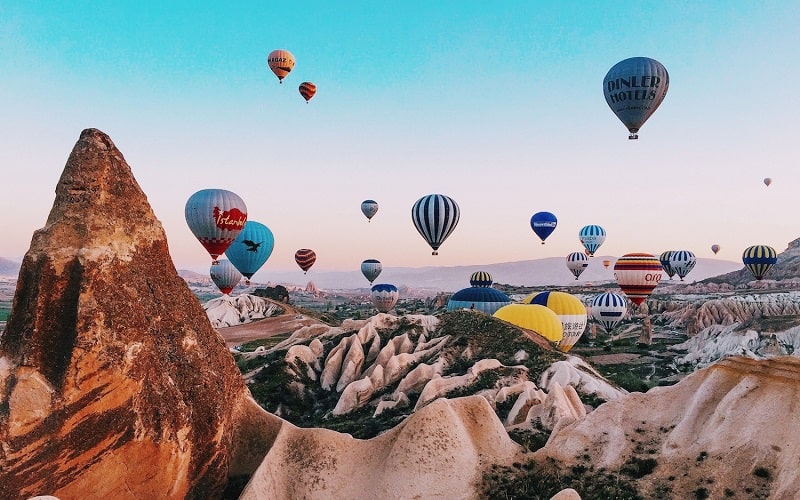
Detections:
[2, 2, 799, 281]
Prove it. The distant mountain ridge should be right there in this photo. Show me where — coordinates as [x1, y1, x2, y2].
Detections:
[703, 237, 800, 285]
[0, 258, 21, 277]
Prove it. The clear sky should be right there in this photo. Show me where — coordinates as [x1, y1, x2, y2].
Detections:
[1, 2, 798, 282]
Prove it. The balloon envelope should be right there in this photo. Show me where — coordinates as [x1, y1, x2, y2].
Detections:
[299, 82, 316, 102]
[411, 194, 460, 255]
[659, 251, 676, 279]
[711, 244, 721, 255]
[603, 57, 669, 139]
[361, 259, 382, 284]
[185, 189, 247, 263]
[764, 178, 772, 187]
[371, 284, 399, 313]
[742, 245, 777, 280]
[566, 252, 589, 280]
[523, 291, 587, 352]
[469, 271, 493, 287]
[591, 292, 628, 333]
[225, 221, 274, 280]
[613, 253, 663, 305]
[447, 287, 510, 315]
[361, 200, 379, 221]
[295, 249, 316, 273]
[530, 212, 557, 244]
[579, 225, 606, 257]
[669, 250, 696, 281]
[210, 259, 242, 295]
[493, 304, 563, 344]
[603, 259, 612, 269]
[267, 49, 295, 83]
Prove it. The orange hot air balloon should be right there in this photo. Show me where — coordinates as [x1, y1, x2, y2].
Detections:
[603, 259, 612, 269]
[267, 49, 295, 83]
[295, 248, 316, 274]
[613, 253, 663, 305]
[299, 82, 316, 102]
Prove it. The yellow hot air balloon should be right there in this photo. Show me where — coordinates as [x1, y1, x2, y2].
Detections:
[267, 49, 295, 83]
[493, 304, 563, 344]
[522, 291, 587, 353]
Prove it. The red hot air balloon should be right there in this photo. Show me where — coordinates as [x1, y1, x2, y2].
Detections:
[295, 249, 316, 274]
[185, 189, 248, 264]
[299, 82, 317, 102]
[613, 253, 663, 306]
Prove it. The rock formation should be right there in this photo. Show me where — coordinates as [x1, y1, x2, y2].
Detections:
[203, 294, 284, 328]
[0, 129, 272, 499]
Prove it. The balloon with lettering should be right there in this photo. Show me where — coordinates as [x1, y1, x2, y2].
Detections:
[742, 245, 777, 281]
[603, 57, 669, 139]
[185, 189, 248, 264]
[764, 178, 772, 187]
[469, 271, 493, 287]
[225, 221, 275, 284]
[361, 259, 382, 284]
[530, 212, 557, 244]
[267, 49, 295, 83]
[591, 292, 628, 333]
[669, 250, 696, 281]
[493, 304, 563, 344]
[613, 253, 663, 305]
[579, 225, 606, 257]
[523, 291, 587, 352]
[566, 251, 589, 280]
[447, 286, 510, 315]
[659, 251, 676, 280]
[299, 82, 316, 102]
[371, 283, 399, 313]
[294, 248, 316, 274]
[361, 200, 379, 222]
[711, 244, 720, 255]
[411, 194, 460, 255]
[210, 259, 242, 295]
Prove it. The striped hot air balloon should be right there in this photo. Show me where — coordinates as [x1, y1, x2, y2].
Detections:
[185, 189, 248, 264]
[613, 253, 663, 305]
[523, 291, 587, 352]
[361, 259, 382, 284]
[591, 292, 628, 333]
[371, 284, 399, 313]
[361, 200, 379, 221]
[566, 251, 589, 280]
[299, 81, 316, 102]
[469, 271, 493, 287]
[742, 245, 777, 281]
[669, 250, 696, 281]
[294, 248, 316, 274]
[411, 194, 460, 255]
[267, 49, 295, 83]
[659, 251, 676, 280]
[579, 225, 606, 257]
[209, 259, 242, 295]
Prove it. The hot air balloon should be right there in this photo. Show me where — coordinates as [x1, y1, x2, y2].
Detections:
[361, 259, 382, 284]
[493, 304, 563, 344]
[267, 49, 295, 83]
[579, 225, 606, 257]
[603, 57, 669, 139]
[299, 82, 316, 102]
[603, 259, 612, 269]
[295, 249, 316, 274]
[669, 250, 696, 281]
[659, 251, 676, 280]
[523, 291, 587, 352]
[185, 189, 247, 264]
[361, 200, 379, 222]
[742, 245, 777, 281]
[764, 178, 772, 187]
[225, 221, 274, 284]
[566, 252, 589, 280]
[711, 244, 720, 255]
[371, 284, 399, 313]
[447, 287, 510, 315]
[210, 259, 242, 295]
[530, 212, 557, 245]
[411, 194, 460, 255]
[613, 253, 663, 305]
[591, 292, 628, 333]
[469, 271, 493, 287]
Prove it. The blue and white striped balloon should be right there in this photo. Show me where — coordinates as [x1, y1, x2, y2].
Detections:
[411, 194, 460, 255]
[566, 251, 589, 280]
[669, 250, 696, 281]
[579, 225, 606, 257]
[591, 292, 628, 333]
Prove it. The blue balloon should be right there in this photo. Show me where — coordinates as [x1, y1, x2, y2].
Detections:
[224, 221, 275, 281]
[447, 287, 510, 315]
[530, 212, 557, 244]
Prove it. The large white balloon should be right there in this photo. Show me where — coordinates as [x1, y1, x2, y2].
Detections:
[603, 57, 669, 139]
[669, 250, 696, 281]
[411, 194, 460, 255]
[371, 284, 399, 313]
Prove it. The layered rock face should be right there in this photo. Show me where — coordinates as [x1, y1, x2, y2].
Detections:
[0, 129, 260, 499]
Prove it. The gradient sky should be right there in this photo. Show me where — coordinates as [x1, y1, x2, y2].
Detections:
[1, 2, 798, 282]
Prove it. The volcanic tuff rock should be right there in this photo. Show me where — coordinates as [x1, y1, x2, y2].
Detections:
[0, 129, 271, 498]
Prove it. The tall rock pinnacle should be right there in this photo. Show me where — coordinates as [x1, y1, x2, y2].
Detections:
[0, 129, 253, 498]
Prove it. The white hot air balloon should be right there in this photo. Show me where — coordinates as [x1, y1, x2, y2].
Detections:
[371, 284, 399, 313]
[210, 259, 242, 295]
[411, 194, 460, 255]
[603, 57, 669, 139]
[566, 252, 589, 280]
[361, 259, 382, 284]
[591, 292, 628, 333]
[669, 250, 697, 281]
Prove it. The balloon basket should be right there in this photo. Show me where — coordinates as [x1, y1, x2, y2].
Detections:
[628, 133, 639, 140]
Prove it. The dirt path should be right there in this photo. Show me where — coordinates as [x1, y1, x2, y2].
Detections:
[216, 307, 325, 348]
